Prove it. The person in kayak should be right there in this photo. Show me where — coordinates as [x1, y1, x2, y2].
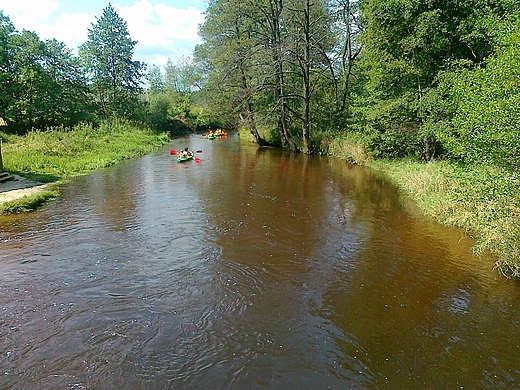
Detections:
[180, 147, 190, 158]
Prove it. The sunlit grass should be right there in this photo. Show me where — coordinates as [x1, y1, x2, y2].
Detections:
[0, 190, 58, 214]
[327, 131, 374, 164]
[1, 119, 170, 182]
[0, 119, 170, 213]
[325, 132, 520, 277]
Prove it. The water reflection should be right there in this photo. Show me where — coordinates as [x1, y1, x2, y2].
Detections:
[0, 134, 519, 389]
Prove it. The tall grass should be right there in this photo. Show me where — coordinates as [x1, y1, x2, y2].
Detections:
[1, 119, 170, 182]
[0, 119, 170, 214]
[327, 131, 374, 164]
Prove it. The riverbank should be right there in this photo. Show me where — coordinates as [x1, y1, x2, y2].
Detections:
[230, 129, 520, 277]
[368, 159, 520, 277]
[0, 175, 57, 214]
[327, 134, 520, 277]
[0, 119, 170, 214]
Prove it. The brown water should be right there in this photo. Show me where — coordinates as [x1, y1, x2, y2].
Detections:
[1, 134, 519, 389]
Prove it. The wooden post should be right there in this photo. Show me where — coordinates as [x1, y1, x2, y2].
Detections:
[0, 117, 7, 172]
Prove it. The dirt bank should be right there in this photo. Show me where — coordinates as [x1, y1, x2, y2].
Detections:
[0, 175, 49, 204]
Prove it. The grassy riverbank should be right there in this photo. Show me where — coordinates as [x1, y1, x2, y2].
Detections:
[0, 119, 170, 213]
[327, 134, 520, 277]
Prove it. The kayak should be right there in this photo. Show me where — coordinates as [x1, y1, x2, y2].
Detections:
[177, 151, 194, 163]
[207, 134, 216, 140]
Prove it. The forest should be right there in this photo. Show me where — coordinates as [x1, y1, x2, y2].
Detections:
[1, 1, 519, 161]
[195, 0, 520, 162]
[1, 0, 520, 275]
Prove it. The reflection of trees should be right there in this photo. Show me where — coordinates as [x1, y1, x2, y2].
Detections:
[184, 143, 381, 384]
[318, 160, 518, 387]
[191, 145, 337, 267]
[190, 143, 520, 387]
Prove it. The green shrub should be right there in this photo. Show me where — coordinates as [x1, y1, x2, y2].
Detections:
[438, 25, 520, 169]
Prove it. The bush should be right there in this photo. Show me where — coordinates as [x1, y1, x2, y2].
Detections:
[437, 24, 520, 169]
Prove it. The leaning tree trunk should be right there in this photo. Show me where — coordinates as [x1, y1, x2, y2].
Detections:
[276, 59, 299, 152]
[238, 49, 270, 147]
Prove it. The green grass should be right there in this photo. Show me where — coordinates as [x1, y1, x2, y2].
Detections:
[1, 119, 170, 182]
[1, 119, 170, 213]
[0, 190, 59, 214]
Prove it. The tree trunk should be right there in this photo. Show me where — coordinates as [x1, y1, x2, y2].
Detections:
[301, 0, 311, 154]
[237, 28, 270, 147]
[269, 0, 299, 152]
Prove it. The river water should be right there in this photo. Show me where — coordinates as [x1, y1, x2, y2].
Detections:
[1, 134, 519, 389]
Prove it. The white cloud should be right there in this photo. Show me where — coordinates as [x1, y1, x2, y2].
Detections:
[1, 0, 59, 22]
[0, 0, 204, 67]
[114, 1, 204, 66]
[41, 13, 94, 50]
[0, 0, 93, 52]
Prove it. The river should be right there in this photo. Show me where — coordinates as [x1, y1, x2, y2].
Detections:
[1, 133, 519, 389]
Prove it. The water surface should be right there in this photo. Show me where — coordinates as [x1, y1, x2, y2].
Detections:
[1, 134, 519, 389]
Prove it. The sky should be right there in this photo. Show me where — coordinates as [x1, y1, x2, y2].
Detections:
[0, 0, 207, 69]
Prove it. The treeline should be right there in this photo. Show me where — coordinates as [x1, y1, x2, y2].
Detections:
[2, 0, 519, 166]
[0, 5, 200, 135]
[194, 0, 520, 167]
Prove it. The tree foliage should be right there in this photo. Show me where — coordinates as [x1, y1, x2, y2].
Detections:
[145, 57, 206, 133]
[0, 12, 92, 133]
[439, 20, 520, 169]
[195, 0, 347, 152]
[0, 6, 147, 133]
[355, 0, 519, 161]
[79, 4, 146, 119]
[1, 0, 519, 172]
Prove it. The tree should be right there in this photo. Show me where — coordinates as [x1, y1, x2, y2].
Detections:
[283, 0, 334, 153]
[322, 0, 363, 128]
[0, 12, 93, 133]
[11, 30, 49, 131]
[196, 0, 270, 145]
[439, 20, 520, 169]
[41, 39, 93, 127]
[0, 12, 17, 127]
[197, 0, 341, 152]
[359, 0, 516, 124]
[165, 57, 199, 94]
[80, 3, 146, 119]
[147, 64, 165, 94]
[253, 0, 298, 151]
[352, 0, 518, 159]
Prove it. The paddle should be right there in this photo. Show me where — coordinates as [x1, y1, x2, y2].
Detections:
[194, 157, 201, 162]
[196, 150, 202, 153]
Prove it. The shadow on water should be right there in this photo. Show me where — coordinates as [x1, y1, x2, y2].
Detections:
[0, 134, 519, 389]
